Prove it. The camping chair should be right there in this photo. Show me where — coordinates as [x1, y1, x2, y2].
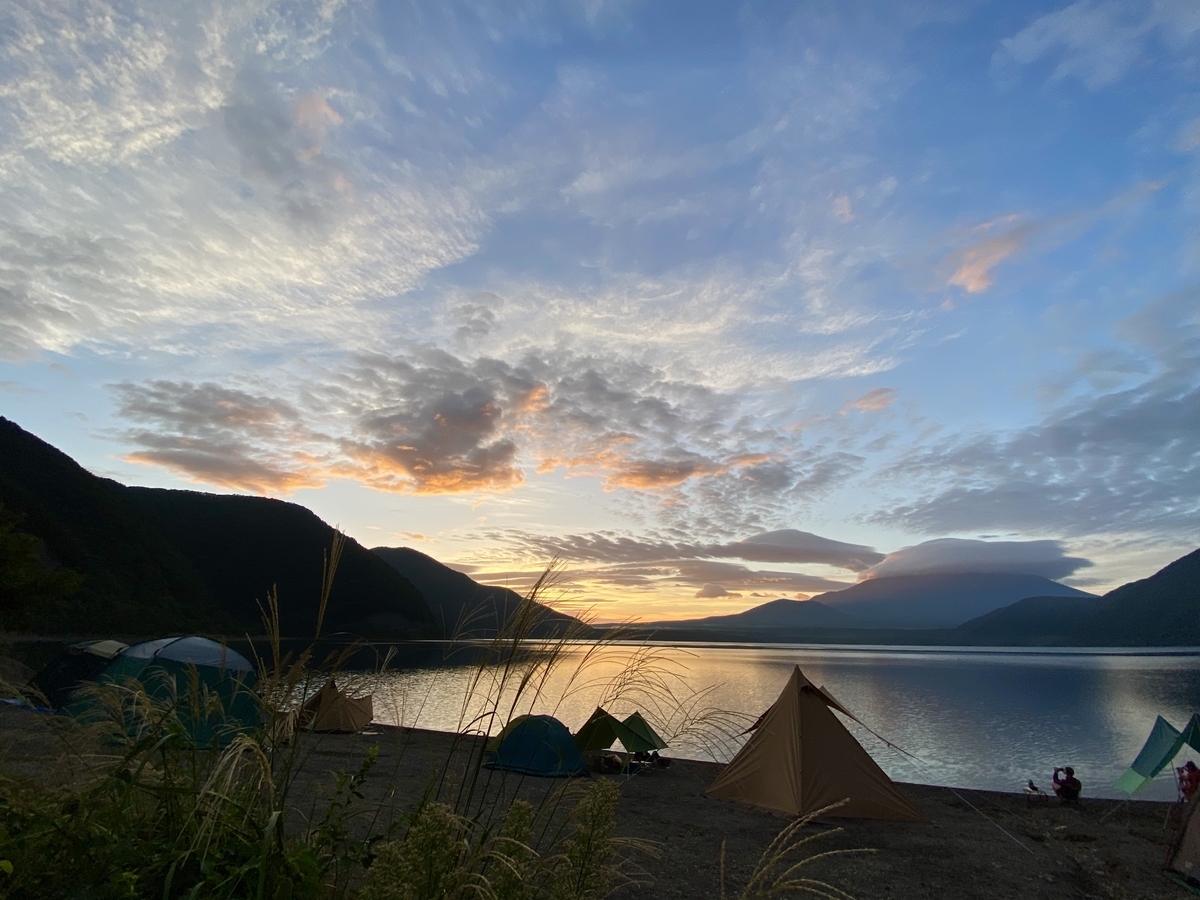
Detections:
[1024, 780, 1050, 804]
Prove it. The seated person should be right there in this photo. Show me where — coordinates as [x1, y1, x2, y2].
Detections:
[1053, 766, 1081, 802]
[1178, 761, 1200, 800]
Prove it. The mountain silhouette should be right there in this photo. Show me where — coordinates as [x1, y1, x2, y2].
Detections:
[957, 548, 1200, 645]
[810, 572, 1095, 628]
[372, 546, 585, 637]
[126, 489, 432, 637]
[637, 598, 861, 632]
[0, 417, 431, 637]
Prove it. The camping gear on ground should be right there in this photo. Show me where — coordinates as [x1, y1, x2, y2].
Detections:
[299, 678, 374, 733]
[1167, 793, 1200, 887]
[485, 714, 589, 777]
[705, 665, 923, 821]
[71, 636, 259, 747]
[29, 639, 129, 709]
[1113, 714, 1200, 795]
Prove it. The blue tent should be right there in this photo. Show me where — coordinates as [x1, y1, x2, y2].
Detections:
[485, 714, 589, 777]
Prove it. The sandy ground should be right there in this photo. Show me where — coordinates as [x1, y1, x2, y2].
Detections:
[3, 703, 1191, 900]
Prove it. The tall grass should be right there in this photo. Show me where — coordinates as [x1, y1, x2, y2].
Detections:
[0, 538, 868, 899]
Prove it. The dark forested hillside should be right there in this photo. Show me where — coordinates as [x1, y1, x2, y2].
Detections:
[0, 417, 220, 634]
[371, 546, 583, 637]
[0, 416, 432, 638]
[955, 548, 1200, 645]
[126, 489, 433, 636]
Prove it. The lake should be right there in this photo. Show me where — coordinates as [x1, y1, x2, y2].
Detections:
[347, 641, 1200, 801]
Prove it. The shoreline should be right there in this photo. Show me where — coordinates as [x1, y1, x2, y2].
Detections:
[297, 723, 1191, 899]
[0, 708, 1189, 898]
[8, 633, 1200, 651]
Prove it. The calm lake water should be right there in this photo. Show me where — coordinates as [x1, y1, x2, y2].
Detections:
[343, 642, 1200, 800]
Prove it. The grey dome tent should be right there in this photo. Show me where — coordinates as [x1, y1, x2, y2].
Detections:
[72, 636, 260, 747]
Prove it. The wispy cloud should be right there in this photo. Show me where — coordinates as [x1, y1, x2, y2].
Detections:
[876, 289, 1200, 541]
[993, 0, 1200, 90]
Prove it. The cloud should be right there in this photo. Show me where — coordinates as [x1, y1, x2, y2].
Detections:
[222, 69, 352, 230]
[500, 528, 883, 572]
[108, 340, 879, 513]
[724, 530, 884, 570]
[0, 0, 491, 362]
[695, 583, 740, 598]
[876, 289, 1200, 540]
[947, 222, 1036, 294]
[114, 380, 321, 492]
[861, 538, 1092, 581]
[841, 387, 896, 414]
[993, 0, 1200, 90]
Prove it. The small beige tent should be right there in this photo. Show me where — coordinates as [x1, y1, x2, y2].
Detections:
[300, 679, 374, 734]
[705, 666, 923, 821]
[1167, 795, 1200, 887]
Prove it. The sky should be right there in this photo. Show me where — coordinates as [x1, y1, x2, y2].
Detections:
[0, 0, 1198, 622]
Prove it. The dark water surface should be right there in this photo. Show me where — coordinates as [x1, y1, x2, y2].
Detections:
[353, 642, 1200, 800]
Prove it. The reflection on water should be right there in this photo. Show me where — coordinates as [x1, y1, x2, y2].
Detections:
[351, 642, 1200, 800]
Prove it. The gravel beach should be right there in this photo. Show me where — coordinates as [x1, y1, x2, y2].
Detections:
[1, 704, 1191, 899]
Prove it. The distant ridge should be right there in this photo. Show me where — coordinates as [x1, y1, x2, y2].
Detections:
[811, 572, 1095, 628]
[371, 546, 585, 637]
[638, 598, 861, 632]
[957, 547, 1200, 646]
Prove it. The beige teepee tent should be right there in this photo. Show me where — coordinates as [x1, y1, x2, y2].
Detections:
[1167, 794, 1200, 887]
[705, 666, 923, 821]
[300, 679, 374, 734]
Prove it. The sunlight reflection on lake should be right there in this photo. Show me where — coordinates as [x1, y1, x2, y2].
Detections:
[345, 642, 1200, 799]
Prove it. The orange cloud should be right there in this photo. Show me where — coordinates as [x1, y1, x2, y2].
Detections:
[342, 446, 523, 495]
[948, 222, 1035, 294]
[122, 450, 323, 495]
[539, 442, 773, 491]
[295, 94, 342, 133]
[841, 387, 896, 414]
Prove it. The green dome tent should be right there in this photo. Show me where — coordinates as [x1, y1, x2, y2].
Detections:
[574, 707, 639, 752]
[574, 707, 669, 754]
[1114, 714, 1200, 795]
[72, 636, 260, 748]
[621, 711, 668, 752]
